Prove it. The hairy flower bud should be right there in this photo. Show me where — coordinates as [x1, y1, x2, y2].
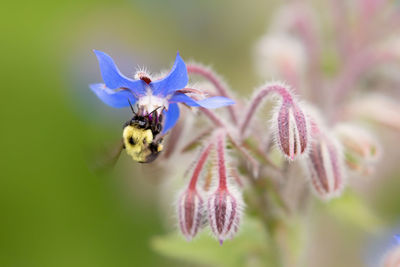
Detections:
[207, 132, 243, 244]
[177, 143, 213, 241]
[273, 100, 310, 160]
[177, 189, 204, 241]
[306, 127, 346, 200]
[208, 188, 243, 244]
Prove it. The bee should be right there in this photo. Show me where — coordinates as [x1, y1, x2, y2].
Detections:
[121, 101, 164, 163]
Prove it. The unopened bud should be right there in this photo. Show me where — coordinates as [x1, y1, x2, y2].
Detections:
[177, 143, 213, 241]
[207, 188, 243, 244]
[254, 34, 306, 83]
[306, 129, 346, 200]
[273, 101, 310, 160]
[334, 124, 380, 175]
[207, 131, 243, 244]
[177, 189, 204, 241]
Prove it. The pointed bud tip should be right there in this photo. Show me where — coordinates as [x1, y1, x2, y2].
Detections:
[307, 132, 346, 200]
[273, 102, 310, 161]
[177, 189, 204, 241]
[207, 189, 243, 243]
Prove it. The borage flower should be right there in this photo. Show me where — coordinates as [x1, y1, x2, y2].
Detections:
[89, 50, 235, 134]
[89, 50, 234, 163]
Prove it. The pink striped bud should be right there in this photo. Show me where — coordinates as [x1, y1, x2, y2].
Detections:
[273, 100, 310, 160]
[207, 132, 243, 244]
[177, 144, 213, 241]
[177, 189, 204, 241]
[306, 124, 346, 200]
[208, 188, 242, 244]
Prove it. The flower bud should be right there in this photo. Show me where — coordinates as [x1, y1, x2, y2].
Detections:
[334, 123, 380, 175]
[176, 143, 214, 241]
[207, 188, 243, 244]
[177, 189, 204, 241]
[306, 129, 346, 200]
[254, 33, 306, 84]
[207, 131, 243, 244]
[273, 101, 310, 160]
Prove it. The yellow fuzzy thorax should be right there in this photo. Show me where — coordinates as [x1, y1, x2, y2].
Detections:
[123, 126, 154, 162]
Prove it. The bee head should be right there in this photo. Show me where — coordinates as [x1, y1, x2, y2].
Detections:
[122, 125, 163, 163]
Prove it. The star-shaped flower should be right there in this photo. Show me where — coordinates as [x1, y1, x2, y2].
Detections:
[89, 50, 235, 133]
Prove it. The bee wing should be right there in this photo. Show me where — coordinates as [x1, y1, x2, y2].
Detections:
[91, 139, 124, 173]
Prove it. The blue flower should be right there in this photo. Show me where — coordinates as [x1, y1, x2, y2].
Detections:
[395, 235, 400, 244]
[89, 50, 235, 133]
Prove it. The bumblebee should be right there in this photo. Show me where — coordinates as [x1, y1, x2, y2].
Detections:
[122, 106, 164, 163]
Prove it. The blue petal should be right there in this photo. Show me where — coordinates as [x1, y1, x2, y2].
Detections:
[150, 52, 188, 97]
[169, 94, 235, 109]
[89, 83, 137, 108]
[162, 103, 180, 134]
[93, 50, 147, 96]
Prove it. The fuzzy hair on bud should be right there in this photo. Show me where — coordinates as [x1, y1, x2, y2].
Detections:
[306, 127, 346, 200]
[177, 143, 214, 241]
[207, 187, 243, 244]
[207, 131, 243, 244]
[272, 99, 310, 161]
[177, 189, 204, 241]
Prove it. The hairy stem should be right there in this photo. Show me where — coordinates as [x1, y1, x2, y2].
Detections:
[216, 131, 228, 190]
[199, 107, 226, 128]
[240, 83, 294, 138]
[187, 64, 239, 124]
[188, 143, 214, 190]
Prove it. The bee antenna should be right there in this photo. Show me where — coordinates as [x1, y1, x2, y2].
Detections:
[127, 98, 136, 115]
[151, 106, 162, 114]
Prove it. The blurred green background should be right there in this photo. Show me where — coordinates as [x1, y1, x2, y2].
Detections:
[2, 0, 400, 266]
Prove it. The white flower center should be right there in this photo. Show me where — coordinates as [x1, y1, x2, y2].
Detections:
[137, 94, 168, 114]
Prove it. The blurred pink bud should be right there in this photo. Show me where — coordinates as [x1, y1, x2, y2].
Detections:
[177, 189, 204, 241]
[254, 34, 306, 86]
[177, 143, 213, 241]
[207, 131, 243, 244]
[273, 101, 310, 160]
[334, 123, 380, 175]
[306, 128, 346, 200]
[381, 245, 400, 267]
